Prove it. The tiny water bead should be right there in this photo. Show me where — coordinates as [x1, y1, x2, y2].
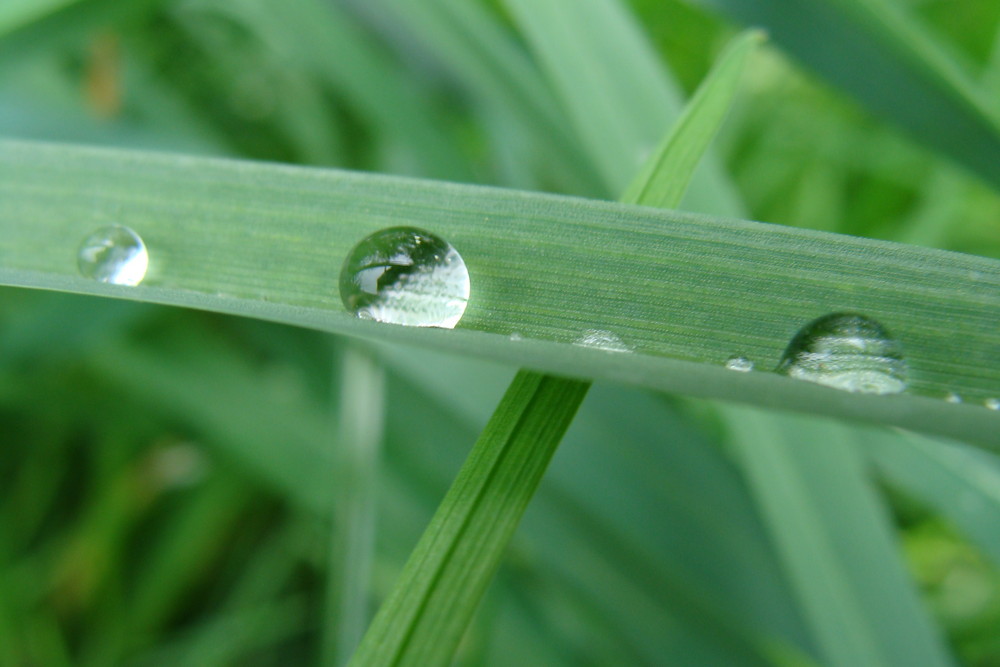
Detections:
[725, 355, 754, 372]
[339, 227, 470, 328]
[945, 392, 963, 404]
[77, 225, 148, 286]
[986, 398, 1000, 411]
[777, 313, 907, 395]
[573, 329, 631, 353]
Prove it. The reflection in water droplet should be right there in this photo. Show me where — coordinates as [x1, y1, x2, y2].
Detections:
[339, 227, 470, 328]
[945, 392, 962, 404]
[725, 355, 754, 372]
[77, 225, 148, 286]
[573, 329, 630, 353]
[777, 313, 907, 395]
[986, 398, 1000, 411]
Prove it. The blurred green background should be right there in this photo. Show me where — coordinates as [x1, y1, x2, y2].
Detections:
[1, 0, 999, 664]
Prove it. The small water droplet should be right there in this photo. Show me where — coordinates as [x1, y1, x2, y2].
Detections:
[77, 225, 148, 286]
[945, 392, 962, 404]
[573, 329, 630, 353]
[339, 227, 469, 328]
[777, 313, 907, 395]
[725, 355, 754, 372]
[509, 332, 523, 342]
[986, 398, 1000, 411]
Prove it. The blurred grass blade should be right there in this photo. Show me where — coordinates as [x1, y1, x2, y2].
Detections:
[325, 346, 384, 665]
[361, 0, 603, 195]
[349, 371, 589, 666]
[503, 0, 743, 215]
[2, 139, 999, 444]
[0, 0, 81, 35]
[865, 430, 1000, 568]
[622, 29, 764, 206]
[724, 409, 955, 666]
[696, 0, 1000, 191]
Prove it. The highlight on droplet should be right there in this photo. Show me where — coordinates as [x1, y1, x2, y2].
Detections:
[77, 225, 148, 286]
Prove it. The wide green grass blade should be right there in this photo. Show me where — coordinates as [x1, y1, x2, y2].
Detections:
[865, 430, 1000, 568]
[0, 139, 998, 446]
[349, 371, 589, 666]
[724, 408, 955, 666]
[697, 0, 1000, 191]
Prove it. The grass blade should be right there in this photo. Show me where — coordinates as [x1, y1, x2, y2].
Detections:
[622, 29, 764, 206]
[698, 0, 1000, 191]
[324, 346, 384, 665]
[503, 0, 743, 214]
[1, 139, 997, 445]
[865, 430, 1000, 568]
[349, 371, 589, 665]
[724, 408, 955, 666]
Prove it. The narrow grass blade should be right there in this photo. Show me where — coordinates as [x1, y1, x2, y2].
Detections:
[697, 0, 1000, 191]
[503, 0, 743, 214]
[622, 29, 764, 206]
[865, 430, 1000, 568]
[324, 346, 384, 666]
[349, 371, 589, 666]
[724, 408, 954, 666]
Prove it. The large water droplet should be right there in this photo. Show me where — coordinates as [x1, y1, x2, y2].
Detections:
[573, 329, 631, 353]
[725, 355, 754, 372]
[777, 313, 907, 395]
[339, 227, 470, 328]
[77, 225, 148, 286]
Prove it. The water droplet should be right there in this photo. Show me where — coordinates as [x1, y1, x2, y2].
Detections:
[339, 227, 469, 328]
[986, 398, 1000, 411]
[509, 332, 523, 342]
[945, 392, 962, 404]
[777, 313, 907, 395]
[725, 355, 754, 372]
[573, 329, 630, 353]
[77, 225, 148, 286]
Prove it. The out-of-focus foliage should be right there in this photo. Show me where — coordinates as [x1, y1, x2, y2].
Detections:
[1, 0, 999, 664]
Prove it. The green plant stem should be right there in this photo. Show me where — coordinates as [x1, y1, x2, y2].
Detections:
[325, 345, 384, 666]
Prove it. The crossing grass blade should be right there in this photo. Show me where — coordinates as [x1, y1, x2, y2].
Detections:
[348, 371, 590, 666]
[349, 31, 764, 666]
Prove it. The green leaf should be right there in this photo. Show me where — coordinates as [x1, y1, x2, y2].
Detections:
[696, 0, 1000, 191]
[502, 0, 744, 214]
[1, 139, 997, 445]
[865, 429, 1000, 568]
[621, 29, 765, 206]
[348, 370, 589, 666]
[724, 408, 955, 666]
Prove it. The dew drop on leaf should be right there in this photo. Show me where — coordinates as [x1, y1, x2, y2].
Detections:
[986, 398, 1000, 411]
[725, 355, 754, 372]
[573, 329, 631, 353]
[77, 225, 148, 286]
[777, 313, 907, 395]
[339, 227, 470, 328]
